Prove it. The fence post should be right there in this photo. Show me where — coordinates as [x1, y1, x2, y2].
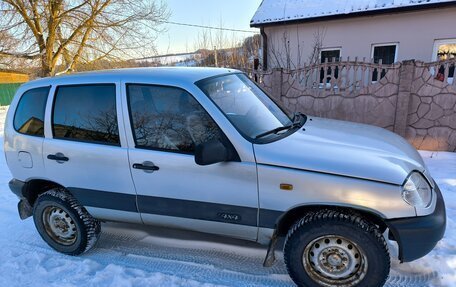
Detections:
[393, 60, 416, 137]
[271, 68, 283, 101]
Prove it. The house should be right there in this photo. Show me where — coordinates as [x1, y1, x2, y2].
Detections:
[251, 0, 456, 70]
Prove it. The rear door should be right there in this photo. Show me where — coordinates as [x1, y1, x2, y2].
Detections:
[124, 83, 259, 240]
[43, 82, 140, 223]
[5, 86, 50, 182]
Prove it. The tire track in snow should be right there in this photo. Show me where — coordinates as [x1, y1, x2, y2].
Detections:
[92, 226, 293, 286]
[4, 238, 290, 287]
[0, 218, 442, 287]
[388, 271, 439, 287]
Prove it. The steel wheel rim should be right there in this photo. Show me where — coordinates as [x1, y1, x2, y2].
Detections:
[303, 235, 368, 286]
[42, 206, 77, 246]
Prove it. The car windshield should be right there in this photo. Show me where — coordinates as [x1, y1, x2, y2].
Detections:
[196, 73, 293, 140]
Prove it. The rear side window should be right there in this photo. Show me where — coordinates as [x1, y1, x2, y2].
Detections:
[52, 84, 120, 146]
[14, 86, 50, 137]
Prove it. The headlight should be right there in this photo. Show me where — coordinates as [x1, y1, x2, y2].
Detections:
[402, 172, 432, 207]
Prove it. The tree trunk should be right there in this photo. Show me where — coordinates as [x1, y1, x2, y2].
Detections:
[40, 54, 52, 77]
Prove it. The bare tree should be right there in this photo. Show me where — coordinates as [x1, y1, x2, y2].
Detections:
[0, 30, 19, 68]
[267, 27, 326, 70]
[195, 28, 211, 51]
[0, 0, 169, 76]
[193, 23, 260, 69]
[269, 31, 295, 69]
[308, 28, 326, 65]
[0, 30, 17, 55]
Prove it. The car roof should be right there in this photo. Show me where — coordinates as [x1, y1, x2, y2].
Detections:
[22, 67, 241, 89]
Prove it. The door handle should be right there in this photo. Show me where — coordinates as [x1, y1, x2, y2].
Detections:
[133, 163, 159, 172]
[47, 153, 69, 162]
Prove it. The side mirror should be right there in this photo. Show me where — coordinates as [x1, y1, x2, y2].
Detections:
[195, 139, 237, 166]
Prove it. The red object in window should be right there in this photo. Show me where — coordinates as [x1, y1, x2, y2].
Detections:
[435, 73, 445, 82]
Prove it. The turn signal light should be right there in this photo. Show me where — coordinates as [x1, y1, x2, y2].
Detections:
[280, 183, 293, 191]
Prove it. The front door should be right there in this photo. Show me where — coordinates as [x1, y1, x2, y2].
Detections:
[125, 83, 258, 240]
[43, 83, 141, 223]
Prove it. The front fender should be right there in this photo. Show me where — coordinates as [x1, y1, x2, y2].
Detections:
[257, 164, 416, 221]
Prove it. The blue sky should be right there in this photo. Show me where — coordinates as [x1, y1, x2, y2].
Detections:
[155, 0, 262, 55]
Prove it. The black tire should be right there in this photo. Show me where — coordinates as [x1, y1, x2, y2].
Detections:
[33, 188, 101, 255]
[284, 209, 390, 287]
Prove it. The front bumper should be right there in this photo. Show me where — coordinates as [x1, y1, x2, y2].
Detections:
[386, 183, 446, 262]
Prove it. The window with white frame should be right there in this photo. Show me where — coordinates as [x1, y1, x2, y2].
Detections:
[433, 39, 455, 81]
[433, 39, 456, 61]
[371, 43, 398, 65]
[320, 49, 341, 63]
[371, 43, 398, 81]
[320, 48, 341, 83]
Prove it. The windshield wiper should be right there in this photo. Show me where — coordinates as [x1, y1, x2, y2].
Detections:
[255, 125, 294, 139]
[255, 113, 306, 140]
[292, 112, 303, 123]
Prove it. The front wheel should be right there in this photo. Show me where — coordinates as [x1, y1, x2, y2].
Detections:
[284, 210, 390, 287]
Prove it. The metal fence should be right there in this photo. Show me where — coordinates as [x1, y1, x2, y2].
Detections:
[0, 70, 29, 106]
[0, 83, 23, 106]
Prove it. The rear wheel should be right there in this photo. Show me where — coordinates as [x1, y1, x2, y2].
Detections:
[41, 205, 78, 246]
[33, 188, 100, 255]
[284, 210, 390, 287]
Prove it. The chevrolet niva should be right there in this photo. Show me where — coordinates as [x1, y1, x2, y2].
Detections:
[5, 68, 446, 287]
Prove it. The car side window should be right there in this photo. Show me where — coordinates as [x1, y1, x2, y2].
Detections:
[14, 86, 50, 137]
[127, 84, 223, 154]
[52, 84, 120, 146]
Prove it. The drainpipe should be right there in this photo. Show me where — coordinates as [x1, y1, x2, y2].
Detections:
[260, 27, 268, 71]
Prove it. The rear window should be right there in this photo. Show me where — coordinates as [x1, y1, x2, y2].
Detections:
[52, 84, 120, 146]
[14, 86, 50, 137]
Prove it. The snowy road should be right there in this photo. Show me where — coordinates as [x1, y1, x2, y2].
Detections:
[0, 106, 455, 287]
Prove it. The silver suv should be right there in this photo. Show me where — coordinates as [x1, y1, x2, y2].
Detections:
[5, 67, 446, 287]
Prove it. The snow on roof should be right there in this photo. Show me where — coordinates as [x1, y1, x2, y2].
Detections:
[251, 0, 456, 26]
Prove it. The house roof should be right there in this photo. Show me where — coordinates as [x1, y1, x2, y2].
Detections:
[251, 0, 456, 27]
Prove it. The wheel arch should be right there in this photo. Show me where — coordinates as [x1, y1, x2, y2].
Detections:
[22, 178, 65, 206]
[274, 204, 389, 237]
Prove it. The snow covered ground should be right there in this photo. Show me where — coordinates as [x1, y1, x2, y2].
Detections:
[0, 106, 455, 287]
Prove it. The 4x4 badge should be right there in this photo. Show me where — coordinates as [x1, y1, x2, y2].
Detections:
[217, 213, 242, 222]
